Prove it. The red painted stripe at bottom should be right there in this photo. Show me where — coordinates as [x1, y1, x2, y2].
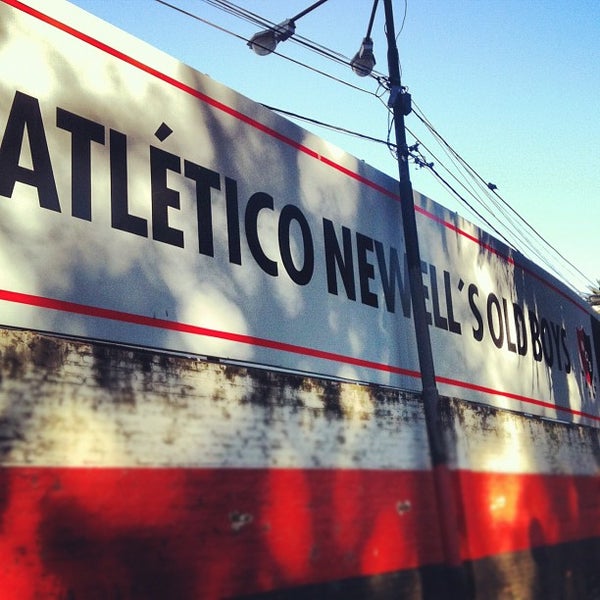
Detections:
[0, 467, 598, 598]
[0, 467, 441, 599]
[456, 470, 600, 561]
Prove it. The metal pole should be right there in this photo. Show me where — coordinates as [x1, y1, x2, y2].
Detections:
[290, 0, 330, 22]
[382, 0, 466, 594]
[381, 0, 444, 465]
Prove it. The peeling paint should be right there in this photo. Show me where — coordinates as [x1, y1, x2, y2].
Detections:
[228, 511, 253, 532]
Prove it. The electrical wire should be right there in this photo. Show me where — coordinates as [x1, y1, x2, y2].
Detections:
[155, 0, 380, 95]
[155, 0, 593, 293]
[397, 0, 408, 37]
[264, 102, 517, 252]
[198, 0, 390, 84]
[270, 90, 591, 290]
[405, 121, 537, 254]
[261, 104, 396, 149]
[410, 102, 595, 289]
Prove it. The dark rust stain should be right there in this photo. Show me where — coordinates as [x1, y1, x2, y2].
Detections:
[30, 336, 64, 371]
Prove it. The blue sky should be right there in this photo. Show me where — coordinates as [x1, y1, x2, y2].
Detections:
[69, 0, 599, 294]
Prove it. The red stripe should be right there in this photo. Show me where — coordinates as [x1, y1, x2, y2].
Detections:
[0, 466, 597, 597]
[0, 289, 420, 379]
[416, 205, 514, 265]
[4, 287, 599, 423]
[416, 205, 591, 314]
[436, 373, 600, 423]
[2, 0, 397, 201]
[456, 470, 600, 561]
[0, 467, 442, 598]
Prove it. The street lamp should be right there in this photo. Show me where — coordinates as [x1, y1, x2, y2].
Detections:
[350, 0, 378, 77]
[350, 37, 376, 77]
[247, 19, 296, 56]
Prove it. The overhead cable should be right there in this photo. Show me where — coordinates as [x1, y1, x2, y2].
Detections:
[154, 0, 593, 293]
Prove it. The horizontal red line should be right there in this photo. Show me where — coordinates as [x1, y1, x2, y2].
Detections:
[2, 288, 597, 422]
[416, 205, 590, 314]
[436, 372, 600, 423]
[0, 288, 420, 379]
[3, 0, 397, 202]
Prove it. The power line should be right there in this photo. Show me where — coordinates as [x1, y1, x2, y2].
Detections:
[155, 0, 383, 95]
[410, 102, 595, 290]
[269, 98, 592, 291]
[155, 0, 593, 293]
[261, 104, 397, 149]
[203, 0, 390, 83]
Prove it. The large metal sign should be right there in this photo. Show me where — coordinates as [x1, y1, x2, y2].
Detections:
[0, 0, 598, 425]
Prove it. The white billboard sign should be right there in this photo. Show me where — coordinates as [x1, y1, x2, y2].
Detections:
[0, 0, 598, 425]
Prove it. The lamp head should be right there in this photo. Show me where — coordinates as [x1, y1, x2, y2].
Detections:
[351, 37, 376, 77]
[248, 19, 296, 55]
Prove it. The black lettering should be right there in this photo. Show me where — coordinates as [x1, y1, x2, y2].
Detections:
[529, 310, 543, 362]
[245, 192, 277, 276]
[550, 321, 564, 370]
[469, 284, 484, 341]
[184, 161, 220, 256]
[503, 298, 517, 353]
[323, 219, 356, 301]
[513, 303, 528, 356]
[150, 146, 183, 247]
[487, 293, 504, 349]
[225, 177, 241, 265]
[444, 271, 462, 334]
[56, 108, 105, 220]
[374, 241, 411, 317]
[429, 264, 448, 331]
[110, 129, 147, 237]
[278, 204, 314, 285]
[422, 261, 432, 325]
[562, 328, 571, 374]
[356, 233, 378, 307]
[541, 318, 553, 366]
[0, 91, 60, 211]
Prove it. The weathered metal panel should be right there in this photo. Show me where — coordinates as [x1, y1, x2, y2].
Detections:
[0, 329, 430, 470]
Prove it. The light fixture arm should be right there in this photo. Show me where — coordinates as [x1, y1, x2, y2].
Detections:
[248, 0, 330, 55]
[365, 0, 379, 38]
[289, 0, 330, 23]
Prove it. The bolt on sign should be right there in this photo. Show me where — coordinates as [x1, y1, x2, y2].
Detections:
[0, 0, 598, 425]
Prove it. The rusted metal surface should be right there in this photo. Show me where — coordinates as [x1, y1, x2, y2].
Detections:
[442, 396, 600, 475]
[0, 328, 429, 469]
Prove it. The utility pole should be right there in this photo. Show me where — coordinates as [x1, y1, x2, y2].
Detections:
[382, 0, 466, 594]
